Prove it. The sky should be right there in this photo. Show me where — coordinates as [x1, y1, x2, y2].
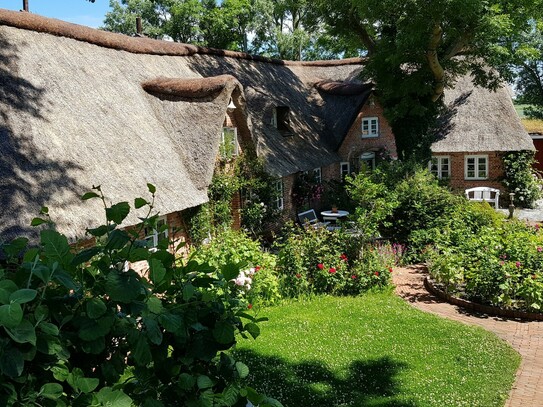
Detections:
[1, 0, 111, 28]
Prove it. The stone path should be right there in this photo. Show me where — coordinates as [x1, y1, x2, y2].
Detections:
[393, 265, 543, 407]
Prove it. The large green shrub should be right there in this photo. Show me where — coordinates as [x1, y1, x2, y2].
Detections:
[502, 150, 542, 208]
[0, 186, 279, 407]
[189, 229, 281, 306]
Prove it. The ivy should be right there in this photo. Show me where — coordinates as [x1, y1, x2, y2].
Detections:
[502, 150, 542, 208]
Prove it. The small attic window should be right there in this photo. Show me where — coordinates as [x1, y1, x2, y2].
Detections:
[272, 106, 291, 133]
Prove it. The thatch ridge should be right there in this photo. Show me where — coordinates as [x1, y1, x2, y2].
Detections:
[0, 8, 366, 67]
[142, 75, 241, 98]
[315, 80, 373, 95]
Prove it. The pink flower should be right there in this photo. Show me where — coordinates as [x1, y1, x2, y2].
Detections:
[500, 254, 507, 260]
[340, 253, 348, 261]
[317, 263, 324, 270]
[537, 247, 542, 253]
[536, 224, 541, 231]
[351, 275, 357, 279]
[516, 261, 521, 268]
[247, 304, 253, 309]
[374, 272, 380, 276]
[329, 267, 337, 274]
[255, 265, 261, 271]
[295, 273, 301, 279]
[500, 261, 505, 266]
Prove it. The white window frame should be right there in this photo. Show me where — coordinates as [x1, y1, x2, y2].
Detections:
[340, 162, 350, 180]
[361, 117, 379, 138]
[219, 127, 238, 159]
[313, 167, 322, 184]
[145, 216, 168, 248]
[274, 179, 284, 210]
[429, 156, 450, 179]
[464, 155, 489, 180]
[360, 152, 376, 171]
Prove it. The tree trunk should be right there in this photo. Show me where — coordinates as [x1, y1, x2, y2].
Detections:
[426, 23, 445, 102]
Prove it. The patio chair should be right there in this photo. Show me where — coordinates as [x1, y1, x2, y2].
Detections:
[298, 209, 329, 229]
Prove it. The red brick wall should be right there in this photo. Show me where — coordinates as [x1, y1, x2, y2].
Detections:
[337, 98, 397, 165]
[532, 137, 543, 173]
[432, 152, 504, 192]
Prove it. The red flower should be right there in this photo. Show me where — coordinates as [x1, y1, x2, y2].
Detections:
[295, 273, 301, 279]
[255, 265, 261, 271]
[247, 304, 253, 309]
[374, 272, 380, 276]
[388, 267, 393, 273]
[351, 275, 357, 279]
[538, 247, 542, 253]
[329, 267, 337, 274]
[340, 253, 348, 261]
[516, 261, 521, 268]
[317, 263, 324, 270]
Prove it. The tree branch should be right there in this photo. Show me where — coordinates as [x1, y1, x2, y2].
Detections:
[426, 23, 445, 102]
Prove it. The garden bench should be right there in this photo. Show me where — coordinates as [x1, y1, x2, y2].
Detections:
[464, 187, 500, 209]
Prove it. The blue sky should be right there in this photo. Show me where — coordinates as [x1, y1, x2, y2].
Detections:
[1, 0, 111, 28]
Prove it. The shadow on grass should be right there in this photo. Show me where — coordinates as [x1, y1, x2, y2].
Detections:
[234, 349, 417, 407]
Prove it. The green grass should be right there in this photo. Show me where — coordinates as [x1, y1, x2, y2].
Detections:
[234, 293, 520, 407]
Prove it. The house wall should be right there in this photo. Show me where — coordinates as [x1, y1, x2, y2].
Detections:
[432, 151, 505, 201]
[338, 98, 397, 164]
[532, 136, 543, 173]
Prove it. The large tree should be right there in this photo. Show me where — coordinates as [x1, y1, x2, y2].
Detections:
[314, 0, 543, 157]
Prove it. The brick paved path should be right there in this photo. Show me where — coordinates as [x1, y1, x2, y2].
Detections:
[393, 265, 543, 407]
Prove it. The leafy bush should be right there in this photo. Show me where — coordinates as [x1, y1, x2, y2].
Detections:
[274, 225, 397, 296]
[0, 186, 280, 407]
[189, 229, 281, 306]
[502, 150, 542, 208]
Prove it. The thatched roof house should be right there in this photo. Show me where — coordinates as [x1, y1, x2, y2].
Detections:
[0, 9, 369, 241]
[433, 73, 534, 153]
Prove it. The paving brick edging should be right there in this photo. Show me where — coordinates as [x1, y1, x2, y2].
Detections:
[424, 277, 543, 321]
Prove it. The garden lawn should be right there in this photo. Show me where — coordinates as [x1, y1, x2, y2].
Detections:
[234, 292, 520, 407]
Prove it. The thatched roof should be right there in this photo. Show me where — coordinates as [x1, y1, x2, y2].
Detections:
[0, 9, 368, 242]
[432, 74, 535, 153]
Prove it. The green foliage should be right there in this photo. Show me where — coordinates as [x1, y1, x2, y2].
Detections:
[0, 187, 279, 407]
[502, 150, 542, 208]
[427, 214, 543, 312]
[273, 224, 399, 296]
[189, 229, 281, 306]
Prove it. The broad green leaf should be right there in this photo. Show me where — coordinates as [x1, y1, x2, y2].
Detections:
[197, 375, 214, 390]
[67, 368, 99, 393]
[222, 385, 240, 406]
[81, 337, 106, 355]
[105, 202, 130, 224]
[39, 383, 63, 400]
[146, 297, 163, 314]
[0, 303, 23, 328]
[40, 229, 73, 267]
[36, 333, 63, 355]
[245, 322, 260, 340]
[235, 362, 249, 379]
[149, 258, 166, 285]
[86, 225, 109, 237]
[79, 315, 114, 341]
[104, 229, 131, 250]
[3, 238, 28, 256]
[179, 373, 196, 390]
[9, 289, 37, 304]
[133, 336, 152, 366]
[221, 263, 241, 281]
[71, 247, 101, 267]
[106, 270, 141, 303]
[134, 197, 148, 209]
[34, 305, 49, 323]
[0, 347, 24, 378]
[86, 298, 107, 319]
[81, 192, 100, 200]
[23, 247, 40, 262]
[147, 183, 156, 194]
[183, 284, 195, 301]
[6, 319, 37, 345]
[31, 264, 52, 284]
[144, 317, 163, 345]
[38, 322, 59, 336]
[51, 363, 69, 381]
[95, 387, 132, 407]
[0, 280, 18, 305]
[158, 313, 183, 333]
[53, 270, 77, 290]
[31, 217, 47, 226]
[212, 320, 235, 344]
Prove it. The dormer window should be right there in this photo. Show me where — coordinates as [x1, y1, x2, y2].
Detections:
[272, 106, 291, 134]
[361, 117, 379, 138]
